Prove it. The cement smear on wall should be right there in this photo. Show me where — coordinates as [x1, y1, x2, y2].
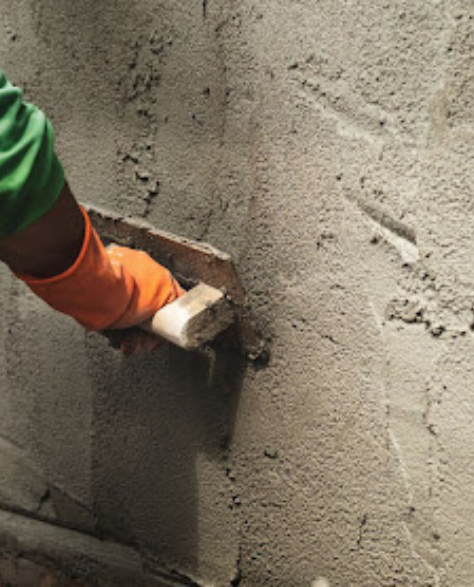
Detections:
[1, 0, 474, 585]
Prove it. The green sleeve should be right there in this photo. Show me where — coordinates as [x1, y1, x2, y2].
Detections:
[0, 69, 64, 238]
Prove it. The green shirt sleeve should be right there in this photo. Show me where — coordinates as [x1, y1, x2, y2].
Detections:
[0, 69, 64, 238]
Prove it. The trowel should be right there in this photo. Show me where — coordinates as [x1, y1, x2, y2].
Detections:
[86, 205, 264, 360]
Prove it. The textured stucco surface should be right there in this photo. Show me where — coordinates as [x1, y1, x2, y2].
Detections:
[1, 1, 474, 585]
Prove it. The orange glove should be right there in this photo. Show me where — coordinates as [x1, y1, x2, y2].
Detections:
[15, 207, 184, 331]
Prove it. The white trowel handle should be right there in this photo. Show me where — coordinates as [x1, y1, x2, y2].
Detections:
[140, 282, 235, 350]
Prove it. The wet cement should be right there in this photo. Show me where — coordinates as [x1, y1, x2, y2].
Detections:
[1, 1, 474, 585]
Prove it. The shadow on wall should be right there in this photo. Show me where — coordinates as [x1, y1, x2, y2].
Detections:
[85, 334, 246, 576]
[2, 283, 247, 582]
[1, 274, 246, 578]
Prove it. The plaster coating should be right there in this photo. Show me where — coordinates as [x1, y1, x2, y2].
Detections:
[1, 1, 474, 585]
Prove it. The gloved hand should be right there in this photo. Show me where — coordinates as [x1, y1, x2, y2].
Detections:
[15, 207, 184, 332]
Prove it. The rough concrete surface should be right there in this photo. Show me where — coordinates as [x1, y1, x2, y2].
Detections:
[1, 0, 474, 586]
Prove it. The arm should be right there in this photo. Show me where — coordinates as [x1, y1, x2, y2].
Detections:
[0, 182, 84, 278]
[0, 70, 183, 343]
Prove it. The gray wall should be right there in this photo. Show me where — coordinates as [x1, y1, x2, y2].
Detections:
[1, 1, 473, 585]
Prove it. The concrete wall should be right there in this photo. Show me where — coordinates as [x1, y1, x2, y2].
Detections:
[1, 0, 474, 585]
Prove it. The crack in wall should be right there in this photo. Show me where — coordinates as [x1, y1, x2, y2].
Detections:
[380, 370, 445, 585]
[373, 303, 446, 584]
[0, 434, 96, 536]
[288, 64, 410, 147]
[35, 488, 51, 515]
[344, 192, 420, 264]
[426, 1, 465, 146]
[224, 454, 244, 586]
[230, 543, 243, 586]
[401, 520, 442, 587]
[356, 513, 368, 548]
